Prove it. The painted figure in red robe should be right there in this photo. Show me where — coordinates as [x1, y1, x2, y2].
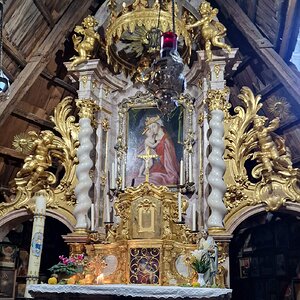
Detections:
[138, 115, 179, 186]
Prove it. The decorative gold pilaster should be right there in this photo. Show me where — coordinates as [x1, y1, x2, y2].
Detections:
[76, 99, 99, 121]
[206, 88, 229, 112]
[216, 241, 229, 288]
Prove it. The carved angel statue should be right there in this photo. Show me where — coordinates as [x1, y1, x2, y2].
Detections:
[13, 130, 59, 189]
[186, 1, 231, 61]
[252, 115, 296, 180]
[70, 15, 100, 68]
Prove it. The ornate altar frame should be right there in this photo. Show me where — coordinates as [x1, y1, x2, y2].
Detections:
[86, 182, 197, 285]
[115, 91, 195, 190]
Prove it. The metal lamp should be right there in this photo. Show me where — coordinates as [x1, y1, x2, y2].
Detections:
[148, 0, 186, 118]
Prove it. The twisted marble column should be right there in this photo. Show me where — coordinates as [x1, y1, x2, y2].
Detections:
[206, 89, 228, 229]
[73, 100, 98, 231]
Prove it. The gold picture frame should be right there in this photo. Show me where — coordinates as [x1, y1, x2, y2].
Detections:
[117, 91, 194, 189]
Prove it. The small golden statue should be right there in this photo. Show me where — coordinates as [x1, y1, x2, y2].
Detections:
[14, 130, 58, 189]
[70, 15, 100, 68]
[186, 1, 231, 61]
[252, 116, 295, 179]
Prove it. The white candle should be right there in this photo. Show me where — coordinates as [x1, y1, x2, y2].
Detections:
[90, 203, 95, 231]
[111, 162, 116, 189]
[35, 196, 47, 214]
[178, 192, 182, 222]
[192, 203, 196, 231]
[97, 273, 104, 284]
[215, 243, 218, 272]
[179, 159, 184, 185]
[189, 153, 193, 183]
[121, 161, 126, 190]
[115, 156, 118, 177]
[106, 194, 110, 222]
[25, 192, 47, 297]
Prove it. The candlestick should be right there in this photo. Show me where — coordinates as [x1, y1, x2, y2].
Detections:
[192, 203, 196, 231]
[111, 162, 116, 189]
[106, 194, 110, 222]
[90, 203, 95, 231]
[188, 153, 193, 183]
[121, 161, 126, 190]
[179, 159, 184, 186]
[178, 192, 182, 222]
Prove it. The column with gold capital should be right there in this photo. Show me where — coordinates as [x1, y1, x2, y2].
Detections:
[206, 88, 228, 231]
[73, 100, 99, 231]
[24, 190, 47, 298]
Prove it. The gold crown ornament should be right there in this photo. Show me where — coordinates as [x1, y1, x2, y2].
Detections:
[105, 0, 193, 77]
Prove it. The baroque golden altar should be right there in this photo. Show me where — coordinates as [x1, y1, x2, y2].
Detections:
[82, 182, 198, 286]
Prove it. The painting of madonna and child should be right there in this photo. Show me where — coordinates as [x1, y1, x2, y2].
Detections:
[126, 107, 183, 187]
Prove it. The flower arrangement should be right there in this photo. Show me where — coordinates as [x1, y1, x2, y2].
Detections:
[48, 254, 85, 276]
[190, 249, 210, 274]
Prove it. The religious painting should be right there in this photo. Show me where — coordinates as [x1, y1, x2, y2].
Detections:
[0, 269, 16, 299]
[239, 257, 250, 278]
[129, 248, 160, 284]
[0, 244, 18, 268]
[17, 249, 29, 276]
[126, 106, 184, 187]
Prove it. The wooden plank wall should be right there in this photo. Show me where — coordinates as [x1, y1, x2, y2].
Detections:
[0, 0, 82, 198]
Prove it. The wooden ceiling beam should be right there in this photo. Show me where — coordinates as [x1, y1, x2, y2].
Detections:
[214, 0, 300, 104]
[279, 0, 299, 59]
[0, 0, 93, 127]
[33, 0, 55, 29]
[257, 79, 281, 98]
[225, 55, 251, 80]
[11, 108, 54, 129]
[41, 70, 77, 94]
[3, 34, 26, 68]
[0, 146, 26, 161]
[3, 36, 77, 94]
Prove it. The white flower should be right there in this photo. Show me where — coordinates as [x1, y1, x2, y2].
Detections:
[191, 249, 208, 260]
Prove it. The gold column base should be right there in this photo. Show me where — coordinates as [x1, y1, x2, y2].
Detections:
[62, 231, 90, 256]
[208, 227, 226, 234]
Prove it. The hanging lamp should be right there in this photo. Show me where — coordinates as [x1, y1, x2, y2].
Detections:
[147, 0, 186, 118]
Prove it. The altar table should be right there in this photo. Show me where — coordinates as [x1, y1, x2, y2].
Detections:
[28, 284, 232, 300]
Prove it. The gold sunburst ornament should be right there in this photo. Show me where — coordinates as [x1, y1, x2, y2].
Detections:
[266, 96, 293, 123]
[12, 132, 35, 154]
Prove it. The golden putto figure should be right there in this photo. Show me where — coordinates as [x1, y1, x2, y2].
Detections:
[70, 15, 100, 68]
[14, 130, 57, 189]
[252, 115, 294, 180]
[187, 1, 231, 61]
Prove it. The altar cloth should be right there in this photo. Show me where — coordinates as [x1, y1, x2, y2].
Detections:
[28, 284, 232, 299]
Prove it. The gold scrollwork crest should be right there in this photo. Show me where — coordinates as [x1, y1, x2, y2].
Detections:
[4, 97, 80, 224]
[224, 87, 300, 226]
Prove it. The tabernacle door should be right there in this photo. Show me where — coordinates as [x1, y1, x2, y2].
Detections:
[131, 196, 162, 239]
